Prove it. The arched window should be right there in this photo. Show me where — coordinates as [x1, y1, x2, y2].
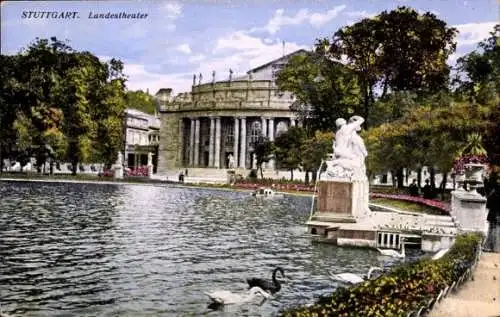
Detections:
[276, 121, 288, 137]
[249, 121, 261, 145]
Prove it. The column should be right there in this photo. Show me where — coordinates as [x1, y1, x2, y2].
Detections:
[208, 117, 215, 167]
[260, 117, 268, 169]
[189, 118, 195, 166]
[214, 117, 221, 168]
[178, 118, 184, 166]
[261, 117, 268, 138]
[290, 118, 296, 127]
[239, 117, 246, 168]
[233, 117, 239, 167]
[268, 117, 275, 169]
[194, 118, 200, 166]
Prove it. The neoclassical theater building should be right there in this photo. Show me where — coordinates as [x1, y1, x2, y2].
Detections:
[155, 50, 307, 174]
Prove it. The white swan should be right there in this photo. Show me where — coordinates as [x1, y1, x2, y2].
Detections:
[205, 286, 272, 305]
[377, 239, 406, 258]
[330, 266, 384, 284]
[431, 248, 449, 260]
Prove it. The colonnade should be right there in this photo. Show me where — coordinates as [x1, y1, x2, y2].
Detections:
[184, 116, 299, 169]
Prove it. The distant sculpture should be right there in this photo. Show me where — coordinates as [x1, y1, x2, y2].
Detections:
[192, 74, 196, 86]
[114, 151, 124, 179]
[147, 152, 153, 166]
[228, 154, 235, 169]
[116, 151, 123, 166]
[198, 73, 203, 85]
[212, 70, 216, 83]
[325, 115, 367, 181]
[229, 68, 233, 81]
[147, 152, 154, 178]
[248, 72, 253, 81]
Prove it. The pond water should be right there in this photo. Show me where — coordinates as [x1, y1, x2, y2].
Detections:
[0, 181, 419, 316]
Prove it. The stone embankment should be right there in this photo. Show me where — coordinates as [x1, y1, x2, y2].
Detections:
[429, 252, 500, 317]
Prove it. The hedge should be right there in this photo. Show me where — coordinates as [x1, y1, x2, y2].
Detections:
[280, 233, 482, 317]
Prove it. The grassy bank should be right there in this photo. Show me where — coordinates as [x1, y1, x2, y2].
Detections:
[371, 197, 447, 215]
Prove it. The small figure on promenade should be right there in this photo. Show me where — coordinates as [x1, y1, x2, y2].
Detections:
[422, 179, 432, 199]
[212, 70, 216, 83]
[229, 68, 233, 81]
[198, 73, 203, 85]
[193, 74, 196, 86]
[485, 179, 500, 252]
[409, 179, 419, 196]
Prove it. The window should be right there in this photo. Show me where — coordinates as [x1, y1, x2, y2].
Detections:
[224, 122, 234, 147]
[249, 121, 261, 145]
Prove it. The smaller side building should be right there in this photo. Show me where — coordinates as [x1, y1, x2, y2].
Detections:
[124, 108, 161, 173]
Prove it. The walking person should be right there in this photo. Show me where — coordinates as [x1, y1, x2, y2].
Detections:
[484, 179, 500, 252]
[409, 179, 419, 196]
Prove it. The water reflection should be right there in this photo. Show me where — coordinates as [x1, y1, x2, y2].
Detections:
[0, 181, 418, 316]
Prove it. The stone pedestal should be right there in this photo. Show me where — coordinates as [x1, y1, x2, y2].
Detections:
[147, 165, 153, 179]
[114, 165, 124, 179]
[316, 180, 370, 221]
[451, 190, 487, 235]
[227, 169, 236, 185]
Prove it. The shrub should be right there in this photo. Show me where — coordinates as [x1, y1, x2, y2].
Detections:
[248, 169, 258, 180]
[280, 233, 482, 317]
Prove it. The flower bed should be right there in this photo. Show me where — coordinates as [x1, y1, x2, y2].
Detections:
[370, 193, 450, 213]
[453, 154, 489, 174]
[280, 233, 482, 317]
[126, 167, 149, 177]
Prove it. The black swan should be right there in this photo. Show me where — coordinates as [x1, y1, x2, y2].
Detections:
[246, 267, 285, 294]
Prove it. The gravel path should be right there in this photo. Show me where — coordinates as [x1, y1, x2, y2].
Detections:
[429, 252, 500, 317]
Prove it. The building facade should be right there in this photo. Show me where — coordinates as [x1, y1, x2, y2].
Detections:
[124, 108, 161, 172]
[156, 50, 307, 174]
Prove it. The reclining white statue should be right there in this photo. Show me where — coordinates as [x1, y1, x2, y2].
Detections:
[324, 115, 368, 181]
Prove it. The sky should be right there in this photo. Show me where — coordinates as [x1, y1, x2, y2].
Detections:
[1, 0, 498, 96]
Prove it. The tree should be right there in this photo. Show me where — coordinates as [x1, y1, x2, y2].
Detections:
[125, 90, 157, 114]
[327, 7, 457, 126]
[276, 50, 360, 132]
[300, 131, 334, 184]
[453, 24, 499, 166]
[0, 54, 23, 172]
[274, 127, 306, 180]
[454, 24, 499, 105]
[0, 37, 127, 174]
[365, 102, 491, 188]
[252, 136, 274, 179]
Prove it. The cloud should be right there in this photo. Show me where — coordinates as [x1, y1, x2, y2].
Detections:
[124, 62, 191, 95]
[250, 5, 346, 34]
[447, 52, 464, 65]
[454, 22, 496, 46]
[211, 30, 310, 74]
[343, 10, 376, 19]
[164, 2, 182, 19]
[110, 29, 311, 96]
[176, 43, 192, 54]
[309, 5, 347, 28]
[188, 54, 205, 63]
[417, 9, 440, 16]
